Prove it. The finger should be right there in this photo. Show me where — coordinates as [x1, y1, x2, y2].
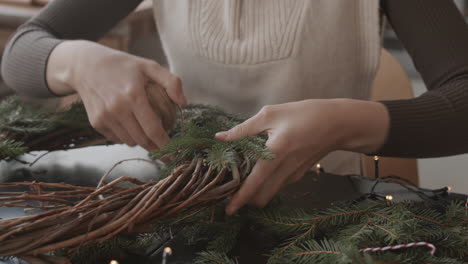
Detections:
[107, 117, 137, 147]
[133, 94, 171, 149]
[97, 126, 121, 144]
[216, 111, 269, 142]
[143, 61, 187, 106]
[284, 163, 314, 186]
[249, 156, 306, 208]
[225, 158, 280, 215]
[81, 99, 125, 145]
[116, 111, 158, 151]
[94, 118, 133, 146]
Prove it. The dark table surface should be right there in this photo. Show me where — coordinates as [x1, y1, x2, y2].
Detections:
[149, 172, 466, 264]
[1, 170, 466, 264]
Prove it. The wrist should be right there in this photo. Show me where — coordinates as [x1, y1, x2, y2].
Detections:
[331, 98, 390, 153]
[46, 40, 89, 96]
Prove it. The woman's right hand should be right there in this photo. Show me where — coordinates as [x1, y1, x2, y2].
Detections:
[46, 40, 187, 150]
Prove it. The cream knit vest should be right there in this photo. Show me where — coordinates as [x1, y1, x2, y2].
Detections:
[153, 0, 381, 175]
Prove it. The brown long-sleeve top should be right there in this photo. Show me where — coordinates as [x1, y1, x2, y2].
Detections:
[2, 0, 468, 158]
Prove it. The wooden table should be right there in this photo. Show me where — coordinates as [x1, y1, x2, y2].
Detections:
[0, 0, 155, 52]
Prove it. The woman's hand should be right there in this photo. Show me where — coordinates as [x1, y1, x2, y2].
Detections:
[46, 40, 187, 150]
[215, 99, 390, 215]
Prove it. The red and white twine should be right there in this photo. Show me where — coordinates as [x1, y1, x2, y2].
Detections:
[360, 197, 465, 256]
[359, 242, 436, 255]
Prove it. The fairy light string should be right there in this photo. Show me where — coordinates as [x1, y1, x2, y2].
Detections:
[373, 156, 380, 179]
[315, 162, 453, 257]
[315, 163, 324, 174]
[162, 247, 172, 264]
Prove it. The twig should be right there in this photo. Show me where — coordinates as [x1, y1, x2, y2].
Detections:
[28, 151, 52, 167]
[0, 157, 245, 257]
[97, 158, 160, 189]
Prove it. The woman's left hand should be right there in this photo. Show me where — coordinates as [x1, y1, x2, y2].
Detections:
[215, 99, 390, 215]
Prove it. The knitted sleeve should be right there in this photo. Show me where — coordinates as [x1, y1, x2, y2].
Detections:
[377, 0, 468, 157]
[1, 0, 143, 97]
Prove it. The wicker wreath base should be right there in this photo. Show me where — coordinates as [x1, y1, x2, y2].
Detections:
[0, 99, 263, 259]
[0, 157, 246, 257]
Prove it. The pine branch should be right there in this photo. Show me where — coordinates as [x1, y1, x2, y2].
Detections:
[194, 251, 239, 264]
[269, 239, 349, 264]
[0, 139, 28, 159]
[0, 97, 89, 136]
[0, 96, 101, 159]
[205, 216, 242, 254]
[153, 105, 271, 177]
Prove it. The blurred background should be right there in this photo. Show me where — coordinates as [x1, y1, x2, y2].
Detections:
[0, 0, 467, 192]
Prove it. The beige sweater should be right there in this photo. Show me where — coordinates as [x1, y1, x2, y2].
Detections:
[153, 0, 381, 174]
[4, 0, 468, 160]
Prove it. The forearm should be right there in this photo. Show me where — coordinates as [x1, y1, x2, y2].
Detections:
[1, 0, 141, 98]
[334, 86, 468, 158]
[376, 0, 468, 157]
[1, 25, 63, 97]
[376, 79, 468, 158]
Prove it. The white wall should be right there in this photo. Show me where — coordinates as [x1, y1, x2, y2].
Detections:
[418, 156, 468, 193]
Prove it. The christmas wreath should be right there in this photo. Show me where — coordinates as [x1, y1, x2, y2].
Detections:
[0, 96, 466, 264]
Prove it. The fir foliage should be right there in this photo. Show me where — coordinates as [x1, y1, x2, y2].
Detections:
[0, 96, 88, 136]
[254, 200, 468, 264]
[0, 139, 28, 160]
[153, 104, 272, 177]
[61, 200, 468, 264]
[194, 251, 239, 264]
[0, 96, 90, 159]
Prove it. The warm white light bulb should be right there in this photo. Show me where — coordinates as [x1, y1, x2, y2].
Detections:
[316, 164, 321, 169]
[374, 156, 379, 161]
[164, 247, 173, 255]
[109, 260, 119, 264]
[385, 195, 393, 201]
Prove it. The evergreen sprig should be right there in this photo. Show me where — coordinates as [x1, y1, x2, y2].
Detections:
[194, 251, 239, 264]
[153, 104, 271, 177]
[257, 200, 468, 264]
[0, 97, 88, 136]
[0, 139, 28, 160]
[59, 199, 468, 264]
[0, 96, 92, 159]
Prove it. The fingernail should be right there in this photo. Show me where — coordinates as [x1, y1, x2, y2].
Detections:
[225, 206, 235, 216]
[215, 132, 226, 140]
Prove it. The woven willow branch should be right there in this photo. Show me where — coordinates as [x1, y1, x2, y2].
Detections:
[0, 95, 261, 258]
[0, 157, 248, 256]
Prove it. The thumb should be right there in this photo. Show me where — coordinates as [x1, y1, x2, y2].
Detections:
[143, 61, 187, 106]
[216, 115, 265, 142]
